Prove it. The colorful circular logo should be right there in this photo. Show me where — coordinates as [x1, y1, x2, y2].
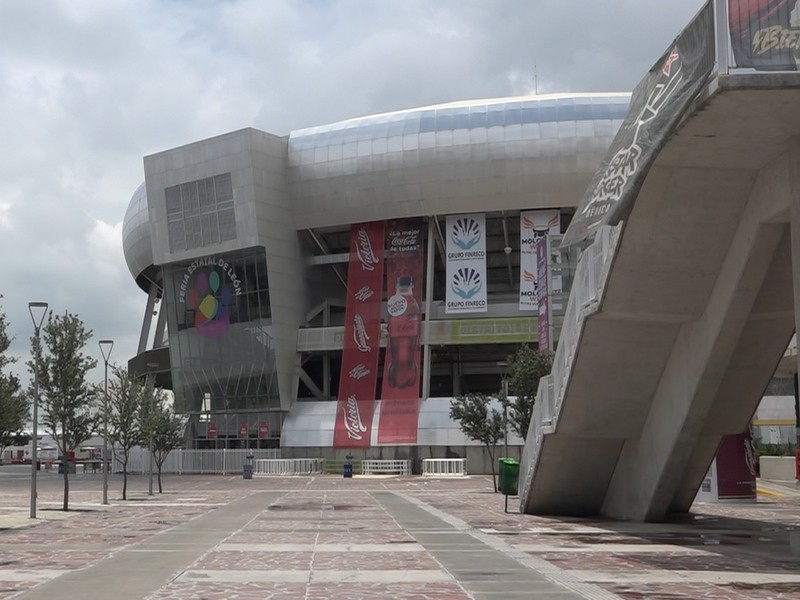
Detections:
[186, 269, 232, 338]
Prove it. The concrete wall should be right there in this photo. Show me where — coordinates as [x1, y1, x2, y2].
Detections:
[759, 456, 797, 481]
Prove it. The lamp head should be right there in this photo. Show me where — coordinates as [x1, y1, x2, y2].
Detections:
[98, 339, 114, 363]
[28, 302, 48, 330]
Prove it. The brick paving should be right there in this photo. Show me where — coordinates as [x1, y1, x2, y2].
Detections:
[0, 467, 799, 599]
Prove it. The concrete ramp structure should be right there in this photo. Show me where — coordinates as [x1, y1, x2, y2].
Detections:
[520, 0, 800, 521]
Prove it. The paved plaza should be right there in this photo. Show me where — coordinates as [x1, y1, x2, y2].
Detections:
[1, 466, 800, 599]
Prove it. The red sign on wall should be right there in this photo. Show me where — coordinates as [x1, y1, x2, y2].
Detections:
[238, 422, 248, 439]
[208, 422, 217, 440]
[258, 421, 269, 438]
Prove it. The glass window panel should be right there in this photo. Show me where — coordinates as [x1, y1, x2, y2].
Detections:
[342, 127, 358, 143]
[199, 179, 215, 210]
[181, 182, 199, 216]
[419, 111, 436, 133]
[403, 116, 420, 134]
[201, 213, 219, 245]
[469, 109, 487, 128]
[168, 221, 185, 252]
[486, 108, 504, 127]
[573, 104, 593, 120]
[520, 104, 539, 124]
[214, 173, 233, 204]
[185, 215, 203, 249]
[539, 104, 559, 122]
[504, 107, 522, 125]
[435, 109, 454, 130]
[218, 208, 236, 241]
[166, 186, 182, 215]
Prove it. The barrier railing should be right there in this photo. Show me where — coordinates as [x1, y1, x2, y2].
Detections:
[422, 458, 467, 477]
[520, 225, 621, 508]
[253, 458, 323, 476]
[362, 459, 410, 475]
[119, 448, 280, 475]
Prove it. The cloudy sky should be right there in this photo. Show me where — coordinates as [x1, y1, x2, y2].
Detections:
[0, 0, 707, 386]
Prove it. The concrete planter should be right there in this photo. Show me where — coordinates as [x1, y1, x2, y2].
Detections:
[759, 456, 796, 481]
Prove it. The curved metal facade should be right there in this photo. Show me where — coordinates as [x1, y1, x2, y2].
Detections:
[288, 94, 630, 229]
[121, 93, 630, 449]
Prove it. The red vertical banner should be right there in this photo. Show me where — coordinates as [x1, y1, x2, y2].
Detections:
[333, 221, 385, 449]
[379, 220, 424, 444]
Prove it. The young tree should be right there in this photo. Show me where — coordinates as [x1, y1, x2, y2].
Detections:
[0, 299, 28, 461]
[450, 393, 505, 492]
[107, 367, 144, 500]
[140, 386, 185, 493]
[29, 311, 98, 511]
[505, 344, 554, 441]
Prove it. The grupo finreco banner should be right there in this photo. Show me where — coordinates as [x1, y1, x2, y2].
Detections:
[445, 214, 487, 314]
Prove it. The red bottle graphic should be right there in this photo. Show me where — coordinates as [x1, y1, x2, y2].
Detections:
[387, 275, 420, 389]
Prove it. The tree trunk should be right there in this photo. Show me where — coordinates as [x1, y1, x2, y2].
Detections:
[157, 464, 163, 493]
[62, 458, 70, 511]
[122, 467, 128, 500]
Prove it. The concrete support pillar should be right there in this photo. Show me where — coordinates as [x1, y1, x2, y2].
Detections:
[602, 178, 784, 521]
[138, 286, 158, 355]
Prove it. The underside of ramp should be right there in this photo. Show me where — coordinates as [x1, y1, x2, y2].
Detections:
[522, 75, 800, 521]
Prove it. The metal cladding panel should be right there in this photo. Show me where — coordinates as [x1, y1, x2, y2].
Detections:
[122, 182, 153, 281]
[288, 94, 630, 229]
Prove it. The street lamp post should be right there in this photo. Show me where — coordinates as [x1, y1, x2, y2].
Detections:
[98, 339, 114, 505]
[497, 361, 509, 459]
[28, 301, 48, 520]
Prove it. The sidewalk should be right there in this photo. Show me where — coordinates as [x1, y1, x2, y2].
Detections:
[1, 472, 799, 599]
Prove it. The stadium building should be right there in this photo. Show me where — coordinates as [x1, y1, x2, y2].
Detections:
[122, 93, 631, 460]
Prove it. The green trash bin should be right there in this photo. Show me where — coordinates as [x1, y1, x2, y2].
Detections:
[498, 458, 519, 496]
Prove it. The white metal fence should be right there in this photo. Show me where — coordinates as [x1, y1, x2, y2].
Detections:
[520, 225, 621, 508]
[253, 458, 323, 476]
[422, 458, 467, 477]
[361, 459, 410, 475]
[118, 448, 280, 475]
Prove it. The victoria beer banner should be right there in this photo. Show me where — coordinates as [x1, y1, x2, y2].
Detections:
[562, 3, 714, 246]
[378, 220, 425, 444]
[728, 0, 800, 70]
[333, 221, 385, 449]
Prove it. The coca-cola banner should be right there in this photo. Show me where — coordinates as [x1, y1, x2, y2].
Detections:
[333, 221, 385, 449]
[445, 214, 487, 314]
[728, 0, 799, 70]
[378, 220, 425, 444]
[519, 210, 559, 311]
[562, 2, 714, 246]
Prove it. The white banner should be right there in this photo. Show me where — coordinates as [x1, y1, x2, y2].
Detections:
[519, 210, 560, 311]
[445, 213, 487, 314]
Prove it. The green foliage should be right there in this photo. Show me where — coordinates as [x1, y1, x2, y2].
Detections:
[0, 297, 27, 457]
[29, 310, 97, 511]
[450, 392, 504, 491]
[140, 385, 185, 493]
[107, 367, 146, 499]
[505, 344, 554, 440]
[754, 441, 796, 457]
